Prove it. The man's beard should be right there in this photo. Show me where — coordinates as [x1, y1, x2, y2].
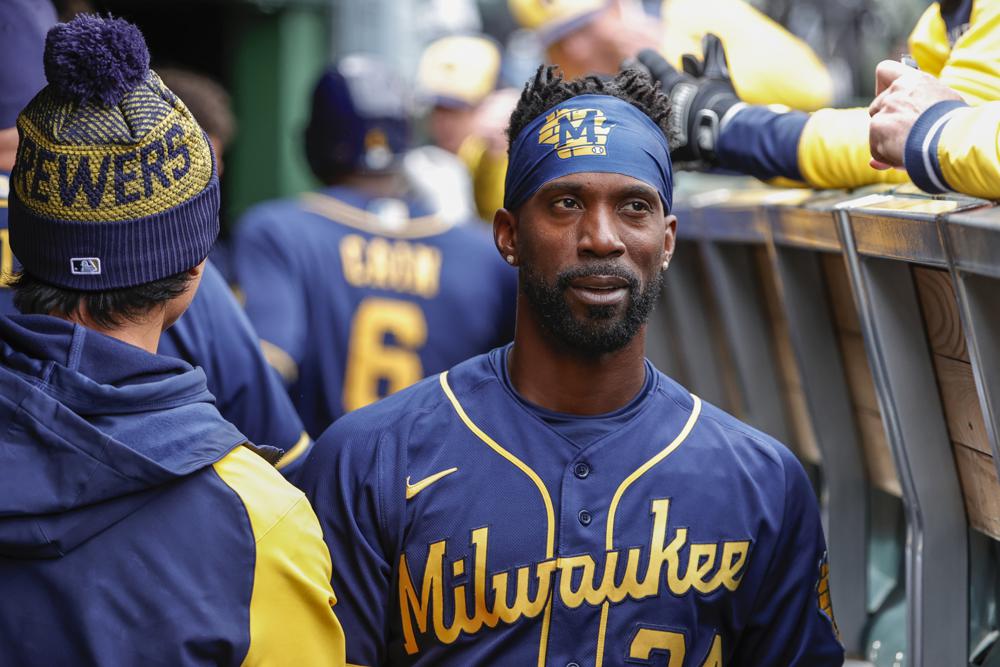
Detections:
[520, 260, 663, 355]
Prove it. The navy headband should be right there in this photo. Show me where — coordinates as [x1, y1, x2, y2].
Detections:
[503, 94, 673, 212]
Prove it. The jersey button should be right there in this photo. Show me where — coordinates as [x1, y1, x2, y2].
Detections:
[578, 509, 593, 526]
[573, 462, 590, 479]
[567, 663, 581, 667]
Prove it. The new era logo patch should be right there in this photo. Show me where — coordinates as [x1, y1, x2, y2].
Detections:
[71, 258, 102, 275]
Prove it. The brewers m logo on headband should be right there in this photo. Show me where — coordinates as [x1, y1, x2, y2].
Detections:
[538, 108, 614, 158]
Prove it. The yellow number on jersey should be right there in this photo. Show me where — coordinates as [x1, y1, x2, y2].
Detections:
[629, 628, 686, 666]
[628, 630, 722, 667]
[343, 297, 427, 412]
[0, 229, 12, 287]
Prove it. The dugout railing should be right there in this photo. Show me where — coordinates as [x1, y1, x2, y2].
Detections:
[648, 176, 1000, 667]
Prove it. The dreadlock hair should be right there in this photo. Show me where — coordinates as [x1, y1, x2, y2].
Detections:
[506, 65, 674, 153]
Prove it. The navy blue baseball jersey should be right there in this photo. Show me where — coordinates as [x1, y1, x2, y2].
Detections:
[157, 261, 311, 466]
[233, 186, 516, 437]
[293, 345, 844, 667]
[1, 170, 309, 465]
[1, 173, 14, 313]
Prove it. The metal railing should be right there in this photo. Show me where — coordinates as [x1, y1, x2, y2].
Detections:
[649, 175, 1000, 667]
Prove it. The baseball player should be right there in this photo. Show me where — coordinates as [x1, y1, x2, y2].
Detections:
[234, 55, 516, 437]
[0, 3, 310, 470]
[0, 14, 344, 664]
[292, 65, 844, 666]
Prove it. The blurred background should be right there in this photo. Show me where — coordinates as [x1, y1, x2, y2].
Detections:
[34, 3, 1000, 666]
[51, 0, 930, 229]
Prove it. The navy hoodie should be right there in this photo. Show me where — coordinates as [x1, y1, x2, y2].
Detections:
[1, 170, 309, 474]
[0, 315, 345, 665]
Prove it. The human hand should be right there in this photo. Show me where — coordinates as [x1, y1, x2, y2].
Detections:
[636, 34, 741, 170]
[473, 88, 519, 156]
[868, 59, 963, 169]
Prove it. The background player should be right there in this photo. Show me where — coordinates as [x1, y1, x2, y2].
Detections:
[408, 33, 517, 223]
[0, 15, 344, 664]
[234, 54, 516, 437]
[0, 3, 310, 470]
[292, 65, 844, 666]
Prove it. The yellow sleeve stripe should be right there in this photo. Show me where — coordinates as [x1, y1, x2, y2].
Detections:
[275, 431, 312, 471]
[260, 339, 299, 384]
[301, 192, 454, 239]
[213, 446, 346, 666]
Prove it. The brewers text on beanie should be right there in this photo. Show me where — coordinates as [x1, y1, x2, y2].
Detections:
[9, 15, 219, 290]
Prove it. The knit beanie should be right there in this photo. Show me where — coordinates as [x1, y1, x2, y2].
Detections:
[9, 15, 219, 290]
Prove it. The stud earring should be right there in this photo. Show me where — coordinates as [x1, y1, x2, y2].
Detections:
[506, 255, 515, 265]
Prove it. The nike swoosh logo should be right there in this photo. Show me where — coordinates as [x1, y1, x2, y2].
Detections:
[406, 467, 458, 500]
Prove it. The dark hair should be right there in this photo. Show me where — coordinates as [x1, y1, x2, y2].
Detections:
[157, 68, 236, 149]
[507, 65, 673, 153]
[12, 270, 194, 329]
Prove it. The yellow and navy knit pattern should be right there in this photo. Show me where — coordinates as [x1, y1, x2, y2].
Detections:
[13, 71, 212, 223]
[9, 14, 219, 291]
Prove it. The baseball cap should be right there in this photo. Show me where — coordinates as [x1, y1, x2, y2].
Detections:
[417, 35, 502, 109]
[305, 55, 409, 180]
[508, 0, 612, 46]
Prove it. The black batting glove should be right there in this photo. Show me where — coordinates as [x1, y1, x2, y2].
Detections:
[636, 34, 743, 170]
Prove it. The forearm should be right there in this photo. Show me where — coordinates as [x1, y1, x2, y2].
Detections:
[715, 105, 807, 181]
[717, 106, 909, 189]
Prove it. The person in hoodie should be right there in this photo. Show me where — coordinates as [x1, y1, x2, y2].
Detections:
[0, 14, 346, 666]
[0, 2, 312, 476]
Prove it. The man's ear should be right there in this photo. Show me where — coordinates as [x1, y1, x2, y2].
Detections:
[494, 207, 519, 266]
[187, 259, 207, 279]
[663, 214, 677, 265]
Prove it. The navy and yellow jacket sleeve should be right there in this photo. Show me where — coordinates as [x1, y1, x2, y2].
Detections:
[214, 445, 347, 666]
[716, 0, 1000, 189]
[903, 99, 1000, 199]
[234, 204, 309, 385]
[731, 445, 843, 666]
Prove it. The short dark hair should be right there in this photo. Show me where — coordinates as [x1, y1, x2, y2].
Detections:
[507, 65, 673, 153]
[12, 270, 194, 329]
[157, 68, 236, 149]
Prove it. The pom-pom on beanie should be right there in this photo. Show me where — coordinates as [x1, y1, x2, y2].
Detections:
[9, 14, 219, 290]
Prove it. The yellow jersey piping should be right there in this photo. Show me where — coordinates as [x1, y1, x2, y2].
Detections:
[439, 371, 555, 667]
[275, 431, 312, 471]
[594, 395, 702, 667]
[301, 192, 454, 239]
